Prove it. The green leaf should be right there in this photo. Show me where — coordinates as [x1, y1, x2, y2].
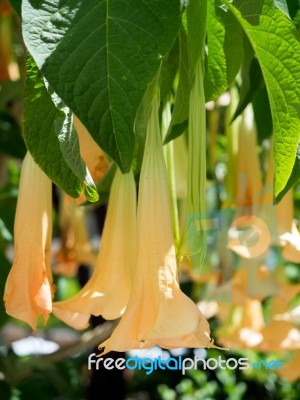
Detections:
[222, 0, 300, 197]
[24, 59, 98, 201]
[204, 0, 243, 101]
[20, 0, 181, 172]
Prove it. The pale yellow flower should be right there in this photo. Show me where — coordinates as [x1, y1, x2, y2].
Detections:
[53, 167, 136, 329]
[99, 91, 214, 354]
[4, 152, 54, 330]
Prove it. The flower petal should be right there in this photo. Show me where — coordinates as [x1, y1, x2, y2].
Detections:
[4, 152, 53, 330]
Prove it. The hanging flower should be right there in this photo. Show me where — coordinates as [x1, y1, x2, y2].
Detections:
[52, 167, 136, 329]
[99, 90, 215, 354]
[4, 152, 54, 330]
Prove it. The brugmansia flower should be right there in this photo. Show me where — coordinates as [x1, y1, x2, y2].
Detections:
[4, 152, 54, 330]
[53, 167, 136, 329]
[99, 90, 215, 354]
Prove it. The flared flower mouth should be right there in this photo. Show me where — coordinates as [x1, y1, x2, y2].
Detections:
[4, 152, 54, 330]
[52, 167, 136, 329]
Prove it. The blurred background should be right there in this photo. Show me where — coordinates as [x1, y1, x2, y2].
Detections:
[1, 1, 300, 399]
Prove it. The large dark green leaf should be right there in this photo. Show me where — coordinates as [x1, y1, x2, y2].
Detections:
[24, 59, 98, 201]
[16, 0, 181, 172]
[222, 0, 300, 197]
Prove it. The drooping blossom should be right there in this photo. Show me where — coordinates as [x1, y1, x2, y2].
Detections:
[4, 152, 54, 329]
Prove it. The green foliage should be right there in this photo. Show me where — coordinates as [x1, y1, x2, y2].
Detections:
[7, 0, 300, 198]
[222, 0, 300, 198]
[14, 0, 181, 172]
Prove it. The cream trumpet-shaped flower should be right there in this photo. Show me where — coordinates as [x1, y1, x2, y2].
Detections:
[99, 91, 215, 354]
[52, 167, 136, 329]
[4, 152, 54, 330]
